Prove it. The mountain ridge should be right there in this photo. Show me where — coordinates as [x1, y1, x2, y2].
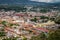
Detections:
[0, 0, 60, 6]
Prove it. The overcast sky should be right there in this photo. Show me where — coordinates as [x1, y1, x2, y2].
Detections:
[30, 0, 60, 3]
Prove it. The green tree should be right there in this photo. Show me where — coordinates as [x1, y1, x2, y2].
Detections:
[30, 17, 37, 22]
[22, 37, 27, 40]
[30, 32, 47, 40]
[1, 21, 8, 26]
[0, 32, 6, 37]
[40, 16, 49, 19]
[54, 16, 60, 24]
[40, 9, 50, 13]
[48, 30, 60, 40]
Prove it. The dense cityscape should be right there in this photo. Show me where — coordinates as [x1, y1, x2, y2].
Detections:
[0, 0, 60, 40]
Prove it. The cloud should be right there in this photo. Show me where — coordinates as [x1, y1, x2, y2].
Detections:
[30, 0, 60, 3]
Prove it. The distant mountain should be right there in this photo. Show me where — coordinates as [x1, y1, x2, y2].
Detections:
[0, 0, 48, 5]
[0, 0, 28, 4]
[0, 0, 60, 6]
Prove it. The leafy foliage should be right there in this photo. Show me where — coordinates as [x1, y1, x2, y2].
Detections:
[30, 17, 37, 22]
[54, 16, 60, 24]
[30, 32, 47, 40]
[48, 30, 60, 40]
[0, 32, 6, 37]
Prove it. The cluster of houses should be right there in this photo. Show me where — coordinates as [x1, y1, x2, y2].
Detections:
[0, 10, 60, 40]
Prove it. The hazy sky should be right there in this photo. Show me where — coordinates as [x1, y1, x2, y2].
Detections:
[30, 0, 60, 3]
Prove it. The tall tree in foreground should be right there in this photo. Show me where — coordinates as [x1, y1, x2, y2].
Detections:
[48, 30, 60, 40]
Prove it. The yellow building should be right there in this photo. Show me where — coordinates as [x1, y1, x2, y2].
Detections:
[36, 20, 55, 27]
